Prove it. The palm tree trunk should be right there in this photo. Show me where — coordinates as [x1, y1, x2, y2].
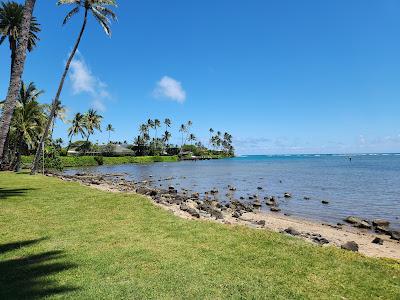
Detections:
[10, 38, 17, 79]
[31, 8, 88, 175]
[66, 137, 73, 156]
[0, 0, 36, 162]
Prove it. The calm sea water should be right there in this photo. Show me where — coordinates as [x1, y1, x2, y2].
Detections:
[66, 154, 400, 229]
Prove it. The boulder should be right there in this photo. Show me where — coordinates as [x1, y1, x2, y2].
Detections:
[372, 219, 390, 227]
[321, 200, 329, 205]
[232, 211, 242, 218]
[341, 241, 359, 252]
[180, 203, 189, 212]
[313, 236, 329, 245]
[303, 196, 311, 200]
[284, 192, 292, 198]
[343, 216, 371, 229]
[284, 227, 300, 236]
[257, 187, 263, 190]
[270, 207, 281, 212]
[187, 208, 200, 218]
[253, 200, 262, 207]
[255, 220, 266, 226]
[390, 230, 400, 241]
[372, 237, 384, 245]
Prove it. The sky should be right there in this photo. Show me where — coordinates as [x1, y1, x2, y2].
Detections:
[1, 0, 400, 155]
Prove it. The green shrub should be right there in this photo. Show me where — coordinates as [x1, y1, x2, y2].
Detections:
[94, 156, 104, 165]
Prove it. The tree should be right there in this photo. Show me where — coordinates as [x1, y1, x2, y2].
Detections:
[164, 118, 171, 132]
[9, 82, 45, 171]
[162, 130, 171, 153]
[83, 109, 102, 142]
[154, 119, 160, 140]
[179, 124, 186, 148]
[0, 1, 40, 77]
[209, 128, 214, 148]
[31, 0, 117, 174]
[66, 112, 86, 154]
[43, 101, 67, 138]
[0, 0, 37, 163]
[188, 133, 196, 146]
[105, 123, 114, 143]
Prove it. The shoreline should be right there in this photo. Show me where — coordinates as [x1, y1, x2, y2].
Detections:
[50, 172, 400, 260]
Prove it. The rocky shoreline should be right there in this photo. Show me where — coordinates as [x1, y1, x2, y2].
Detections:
[50, 172, 400, 260]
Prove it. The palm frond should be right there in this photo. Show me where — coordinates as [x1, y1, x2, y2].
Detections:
[63, 6, 80, 25]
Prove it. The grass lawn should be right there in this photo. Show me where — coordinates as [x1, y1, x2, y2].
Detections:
[0, 172, 399, 299]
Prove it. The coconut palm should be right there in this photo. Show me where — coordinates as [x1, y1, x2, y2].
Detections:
[0, 0, 37, 163]
[209, 128, 214, 148]
[43, 100, 67, 138]
[188, 133, 196, 146]
[154, 119, 161, 140]
[105, 123, 114, 143]
[164, 118, 171, 132]
[0, 1, 40, 76]
[31, 0, 117, 174]
[179, 124, 187, 148]
[66, 112, 86, 154]
[9, 82, 45, 171]
[83, 109, 102, 142]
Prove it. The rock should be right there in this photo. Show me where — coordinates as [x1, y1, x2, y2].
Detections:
[180, 203, 189, 211]
[390, 230, 400, 241]
[248, 196, 254, 200]
[228, 186, 237, 191]
[284, 192, 292, 198]
[341, 241, 359, 252]
[313, 236, 329, 245]
[257, 187, 263, 190]
[375, 226, 390, 235]
[372, 237, 384, 245]
[372, 219, 390, 227]
[343, 216, 372, 229]
[187, 208, 200, 218]
[253, 200, 262, 207]
[210, 189, 219, 195]
[321, 200, 329, 204]
[232, 211, 242, 218]
[303, 196, 311, 200]
[239, 196, 245, 200]
[284, 227, 300, 236]
[270, 207, 281, 212]
[255, 220, 266, 226]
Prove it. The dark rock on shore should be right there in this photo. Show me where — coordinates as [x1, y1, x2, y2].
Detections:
[253, 200, 262, 207]
[284, 227, 300, 236]
[257, 187, 263, 190]
[313, 236, 329, 245]
[321, 200, 329, 205]
[270, 207, 281, 212]
[341, 241, 359, 252]
[372, 219, 390, 227]
[390, 230, 400, 241]
[284, 192, 292, 198]
[343, 216, 372, 229]
[372, 237, 384, 245]
[255, 220, 266, 226]
[197, 203, 223, 220]
[232, 211, 242, 218]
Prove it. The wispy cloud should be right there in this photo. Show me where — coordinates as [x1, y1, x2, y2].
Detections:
[153, 76, 186, 103]
[69, 52, 111, 112]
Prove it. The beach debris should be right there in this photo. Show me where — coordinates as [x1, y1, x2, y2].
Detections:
[372, 237, 384, 245]
[284, 227, 300, 236]
[341, 241, 359, 252]
[284, 192, 292, 198]
[372, 219, 390, 227]
[321, 200, 329, 205]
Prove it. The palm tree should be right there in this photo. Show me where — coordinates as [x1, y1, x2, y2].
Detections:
[0, 1, 40, 76]
[188, 133, 196, 146]
[66, 112, 85, 154]
[179, 124, 186, 148]
[209, 128, 214, 148]
[162, 130, 171, 153]
[31, 0, 117, 174]
[83, 109, 102, 142]
[154, 119, 161, 140]
[164, 118, 171, 132]
[43, 101, 67, 138]
[105, 123, 114, 143]
[9, 82, 45, 171]
[0, 0, 37, 163]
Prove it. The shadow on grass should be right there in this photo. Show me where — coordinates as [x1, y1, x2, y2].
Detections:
[0, 239, 78, 299]
[0, 187, 35, 200]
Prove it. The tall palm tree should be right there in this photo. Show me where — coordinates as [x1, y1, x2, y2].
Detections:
[154, 119, 160, 140]
[66, 112, 86, 154]
[83, 109, 102, 142]
[105, 123, 114, 143]
[164, 118, 171, 132]
[179, 124, 186, 148]
[9, 82, 45, 171]
[209, 128, 214, 148]
[31, 0, 117, 174]
[188, 133, 196, 146]
[0, 1, 40, 76]
[162, 130, 171, 153]
[0, 0, 37, 163]
[43, 100, 67, 138]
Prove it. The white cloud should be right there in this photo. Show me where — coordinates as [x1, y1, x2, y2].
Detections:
[69, 52, 111, 112]
[153, 76, 186, 103]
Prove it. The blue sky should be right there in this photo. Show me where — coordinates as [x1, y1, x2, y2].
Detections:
[1, 0, 400, 154]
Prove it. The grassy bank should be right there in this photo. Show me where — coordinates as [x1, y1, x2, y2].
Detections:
[21, 155, 179, 168]
[0, 173, 399, 299]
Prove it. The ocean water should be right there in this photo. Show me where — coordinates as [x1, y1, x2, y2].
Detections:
[66, 154, 400, 230]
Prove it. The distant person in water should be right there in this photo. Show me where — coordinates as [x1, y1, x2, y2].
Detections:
[349, 156, 352, 163]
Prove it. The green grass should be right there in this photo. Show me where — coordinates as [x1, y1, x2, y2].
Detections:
[0, 173, 399, 299]
[21, 155, 179, 168]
